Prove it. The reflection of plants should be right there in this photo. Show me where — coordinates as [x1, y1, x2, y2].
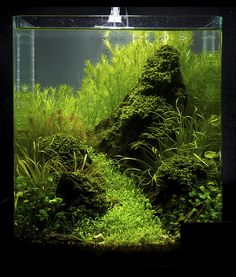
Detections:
[180, 50, 221, 116]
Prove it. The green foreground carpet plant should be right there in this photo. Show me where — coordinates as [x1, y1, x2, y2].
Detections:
[72, 150, 175, 247]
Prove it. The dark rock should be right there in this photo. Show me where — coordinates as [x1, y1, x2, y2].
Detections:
[56, 172, 109, 218]
[153, 154, 208, 206]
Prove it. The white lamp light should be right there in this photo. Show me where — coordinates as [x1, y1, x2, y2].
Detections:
[108, 7, 122, 23]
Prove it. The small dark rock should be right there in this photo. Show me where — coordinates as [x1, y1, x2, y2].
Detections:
[153, 154, 208, 207]
[56, 172, 109, 218]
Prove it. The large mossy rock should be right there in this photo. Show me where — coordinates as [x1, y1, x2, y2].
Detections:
[138, 45, 186, 105]
[95, 95, 176, 160]
[94, 45, 187, 161]
[56, 172, 109, 218]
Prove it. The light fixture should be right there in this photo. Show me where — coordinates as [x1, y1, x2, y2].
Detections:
[95, 7, 133, 29]
[108, 7, 122, 24]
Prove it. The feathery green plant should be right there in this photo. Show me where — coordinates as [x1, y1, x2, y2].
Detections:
[163, 30, 221, 116]
[14, 84, 88, 146]
[76, 31, 164, 129]
[180, 50, 221, 116]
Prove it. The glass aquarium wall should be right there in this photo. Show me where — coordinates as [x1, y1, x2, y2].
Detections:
[13, 13, 222, 250]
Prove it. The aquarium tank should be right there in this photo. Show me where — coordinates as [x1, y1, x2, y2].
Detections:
[13, 9, 222, 251]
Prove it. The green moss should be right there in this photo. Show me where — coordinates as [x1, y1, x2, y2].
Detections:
[139, 45, 186, 106]
[94, 45, 186, 163]
[95, 95, 176, 158]
[154, 154, 208, 202]
[39, 133, 91, 169]
[71, 150, 175, 247]
[56, 171, 110, 218]
[150, 154, 221, 235]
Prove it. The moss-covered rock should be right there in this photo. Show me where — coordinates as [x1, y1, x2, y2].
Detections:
[153, 154, 208, 206]
[151, 154, 221, 235]
[138, 45, 187, 107]
[94, 45, 186, 161]
[39, 133, 92, 169]
[56, 171, 109, 218]
[95, 95, 176, 159]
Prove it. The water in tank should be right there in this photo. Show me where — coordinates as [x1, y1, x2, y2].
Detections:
[13, 10, 222, 250]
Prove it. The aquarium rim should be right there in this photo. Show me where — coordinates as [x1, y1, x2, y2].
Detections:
[13, 15, 222, 30]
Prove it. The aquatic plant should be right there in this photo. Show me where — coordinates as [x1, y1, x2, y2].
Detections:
[143, 104, 221, 158]
[155, 157, 222, 235]
[15, 141, 58, 189]
[14, 84, 87, 147]
[179, 50, 221, 116]
[125, 102, 221, 176]
[163, 30, 221, 116]
[94, 95, 176, 161]
[14, 140, 104, 238]
[76, 31, 164, 129]
[94, 45, 186, 165]
[120, 150, 221, 236]
[75, 30, 195, 130]
[14, 146, 66, 239]
[115, 106, 221, 235]
[72, 150, 175, 247]
[14, 172, 72, 239]
[56, 171, 110, 218]
[38, 133, 91, 170]
[138, 45, 187, 108]
[13, 29, 221, 246]
[14, 144, 175, 246]
[153, 154, 208, 203]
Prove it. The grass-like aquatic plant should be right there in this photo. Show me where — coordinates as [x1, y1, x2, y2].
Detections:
[76, 31, 160, 129]
[15, 140, 65, 188]
[179, 49, 221, 116]
[14, 84, 88, 147]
